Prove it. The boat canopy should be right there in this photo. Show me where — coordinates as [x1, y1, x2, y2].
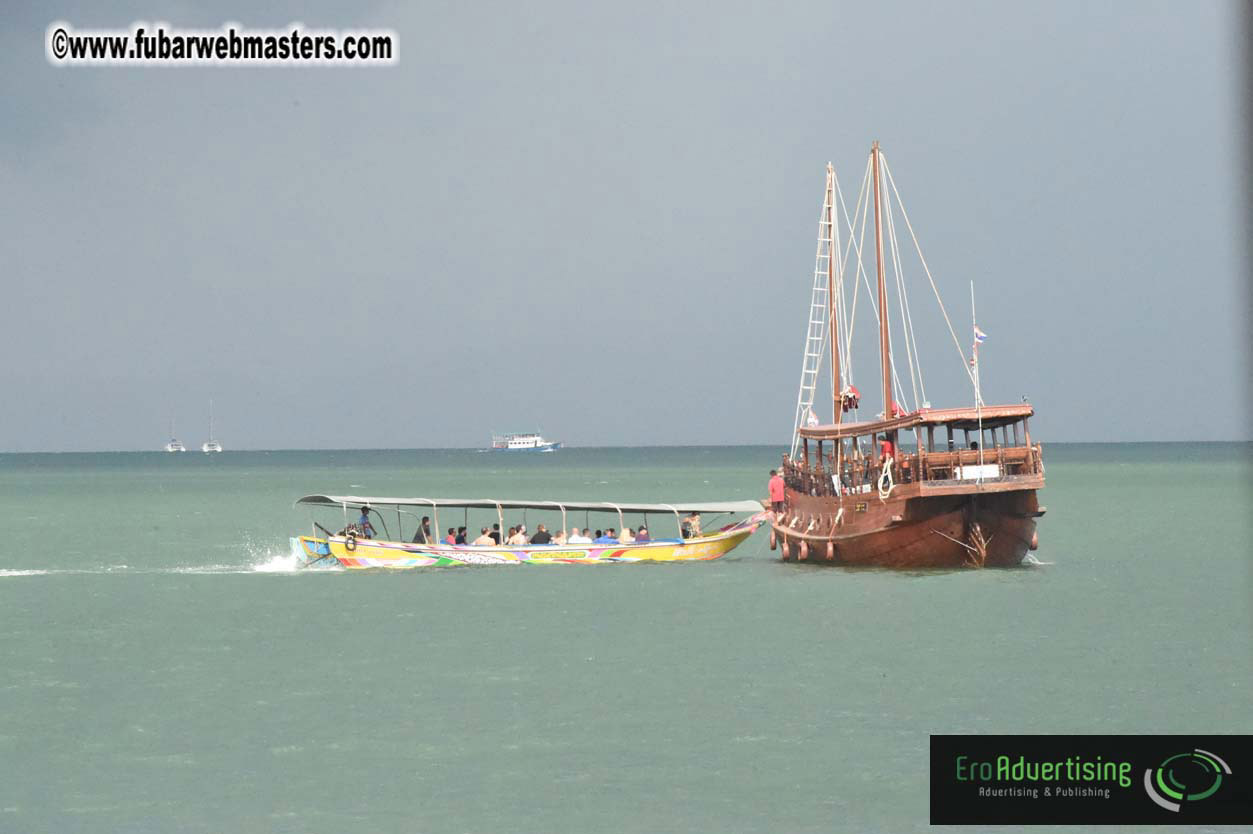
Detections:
[296, 495, 763, 515]
[797, 404, 1034, 441]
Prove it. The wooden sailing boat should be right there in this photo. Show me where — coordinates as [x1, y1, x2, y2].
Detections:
[770, 143, 1044, 567]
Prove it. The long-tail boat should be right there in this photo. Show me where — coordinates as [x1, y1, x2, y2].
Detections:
[770, 143, 1045, 568]
[293, 495, 765, 568]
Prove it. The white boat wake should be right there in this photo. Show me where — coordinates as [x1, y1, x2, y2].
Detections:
[0, 544, 341, 577]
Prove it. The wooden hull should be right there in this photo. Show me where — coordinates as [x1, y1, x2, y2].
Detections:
[770, 488, 1041, 568]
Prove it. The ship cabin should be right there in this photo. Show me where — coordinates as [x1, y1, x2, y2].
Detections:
[784, 404, 1044, 498]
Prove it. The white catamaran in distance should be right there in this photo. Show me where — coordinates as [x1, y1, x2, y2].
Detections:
[488, 432, 562, 452]
[164, 419, 186, 453]
[202, 400, 222, 453]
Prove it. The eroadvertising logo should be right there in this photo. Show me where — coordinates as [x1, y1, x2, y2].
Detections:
[930, 735, 1252, 825]
[1143, 749, 1231, 812]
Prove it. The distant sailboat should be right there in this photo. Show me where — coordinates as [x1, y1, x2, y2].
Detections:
[202, 400, 222, 453]
[164, 418, 186, 453]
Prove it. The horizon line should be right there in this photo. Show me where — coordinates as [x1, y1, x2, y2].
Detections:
[1, 439, 1251, 455]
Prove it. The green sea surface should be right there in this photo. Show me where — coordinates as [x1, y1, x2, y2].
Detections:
[1, 444, 1249, 833]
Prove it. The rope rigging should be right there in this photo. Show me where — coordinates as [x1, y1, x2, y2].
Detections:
[791, 148, 979, 446]
[880, 154, 978, 389]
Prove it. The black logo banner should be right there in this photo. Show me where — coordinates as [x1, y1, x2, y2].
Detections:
[930, 735, 1253, 825]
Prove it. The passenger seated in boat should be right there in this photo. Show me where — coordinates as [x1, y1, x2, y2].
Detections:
[620, 526, 636, 544]
[568, 528, 592, 544]
[594, 529, 618, 544]
[506, 526, 527, 546]
[529, 524, 552, 545]
[455, 526, 468, 545]
[552, 529, 567, 545]
[970, 441, 979, 450]
[635, 525, 650, 542]
[412, 516, 434, 544]
[681, 512, 702, 539]
[489, 524, 501, 544]
[471, 527, 494, 546]
[356, 507, 377, 539]
[444, 528, 456, 545]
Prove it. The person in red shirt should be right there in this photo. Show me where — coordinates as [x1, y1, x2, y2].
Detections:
[768, 469, 786, 514]
[879, 434, 896, 462]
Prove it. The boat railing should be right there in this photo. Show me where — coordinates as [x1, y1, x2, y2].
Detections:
[782, 443, 1043, 497]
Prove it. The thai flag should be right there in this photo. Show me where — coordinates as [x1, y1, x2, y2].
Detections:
[973, 326, 988, 343]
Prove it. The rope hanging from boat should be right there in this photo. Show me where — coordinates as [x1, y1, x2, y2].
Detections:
[877, 456, 895, 501]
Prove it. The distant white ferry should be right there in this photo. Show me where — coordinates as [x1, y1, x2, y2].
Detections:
[488, 432, 562, 452]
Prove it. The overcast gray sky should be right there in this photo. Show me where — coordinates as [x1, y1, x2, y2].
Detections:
[1, 1, 1246, 451]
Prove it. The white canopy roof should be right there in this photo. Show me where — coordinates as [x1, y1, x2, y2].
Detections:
[296, 494, 763, 515]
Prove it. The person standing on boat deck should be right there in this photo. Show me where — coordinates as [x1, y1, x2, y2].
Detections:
[768, 469, 786, 515]
[471, 527, 494, 546]
[529, 524, 552, 545]
[681, 511, 701, 539]
[879, 434, 896, 463]
[356, 506, 376, 539]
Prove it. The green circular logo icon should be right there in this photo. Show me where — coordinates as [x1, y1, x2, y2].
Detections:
[1143, 749, 1231, 812]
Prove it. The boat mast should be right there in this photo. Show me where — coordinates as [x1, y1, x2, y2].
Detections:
[826, 163, 842, 426]
[871, 141, 892, 421]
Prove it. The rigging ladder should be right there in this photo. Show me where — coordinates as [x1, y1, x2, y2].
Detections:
[791, 164, 839, 460]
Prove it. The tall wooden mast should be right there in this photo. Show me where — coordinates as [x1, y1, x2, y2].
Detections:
[826, 163, 842, 426]
[871, 141, 892, 420]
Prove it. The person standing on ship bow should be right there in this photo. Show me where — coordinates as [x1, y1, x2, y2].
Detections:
[767, 469, 786, 516]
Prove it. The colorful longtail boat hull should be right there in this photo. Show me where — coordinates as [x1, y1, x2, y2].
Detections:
[293, 514, 765, 569]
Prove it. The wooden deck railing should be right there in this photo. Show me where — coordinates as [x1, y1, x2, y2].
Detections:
[782, 444, 1042, 498]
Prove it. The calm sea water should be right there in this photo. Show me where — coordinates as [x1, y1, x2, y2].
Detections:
[1, 444, 1249, 833]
